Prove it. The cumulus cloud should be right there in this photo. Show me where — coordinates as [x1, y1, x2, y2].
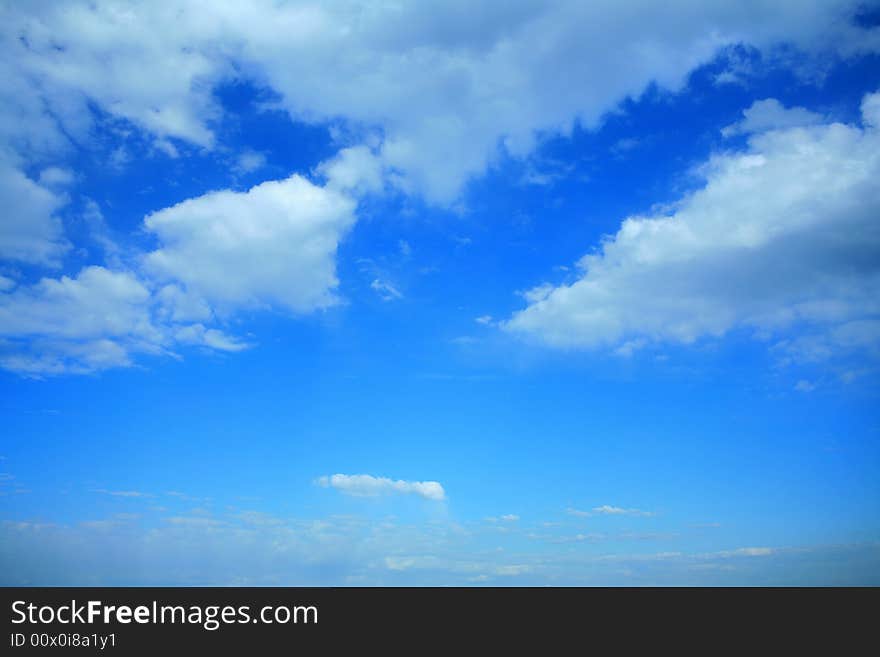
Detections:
[0, 168, 358, 374]
[0, 265, 247, 375]
[317, 474, 446, 501]
[317, 145, 385, 195]
[3, 1, 879, 203]
[143, 174, 356, 315]
[721, 98, 824, 137]
[0, 266, 159, 373]
[0, 162, 68, 266]
[3, 1, 880, 376]
[505, 91, 880, 361]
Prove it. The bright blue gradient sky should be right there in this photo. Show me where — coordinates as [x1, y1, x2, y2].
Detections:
[1, 1, 879, 585]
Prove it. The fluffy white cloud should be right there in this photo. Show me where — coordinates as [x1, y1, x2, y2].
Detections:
[505, 91, 880, 360]
[317, 474, 446, 501]
[721, 98, 824, 137]
[143, 174, 356, 314]
[0, 266, 157, 374]
[234, 150, 267, 175]
[0, 266, 156, 341]
[3, 1, 880, 375]
[3, 1, 879, 203]
[0, 162, 68, 266]
[317, 146, 385, 195]
[0, 265, 247, 375]
[0, 169, 357, 374]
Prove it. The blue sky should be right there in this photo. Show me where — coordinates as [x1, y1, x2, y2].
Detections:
[1, 1, 879, 585]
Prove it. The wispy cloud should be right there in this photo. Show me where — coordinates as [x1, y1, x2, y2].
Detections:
[567, 505, 655, 517]
[92, 489, 153, 498]
[593, 505, 655, 517]
[370, 279, 403, 301]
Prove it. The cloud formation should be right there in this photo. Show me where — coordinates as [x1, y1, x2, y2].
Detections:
[143, 174, 356, 314]
[4, 1, 879, 203]
[505, 91, 880, 361]
[317, 474, 446, 501]
[3, 2, 880, 374]
[0, 162, 68, 266]
[593, 505, 655, 517]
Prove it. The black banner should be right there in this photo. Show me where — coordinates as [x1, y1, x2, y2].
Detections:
[1, 587, 876, 653]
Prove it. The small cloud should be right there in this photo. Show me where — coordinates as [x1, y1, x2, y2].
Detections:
[92, 489, 152, 498]
[166, 516, 224, 528]
[38, 167, 75, 187]
[518, 283, 555, 304]
[154, 139, 179, 159]
[317, 473, 445, 501]
[566, 507, 592, 518]
[234, 150, 267, 175]
[713, 547, 776, 558]
[371, 279, 403, 301]
[721, 98, 823, 137]
[398, 240, 412, 257]
[493, 564, 531, 576]
[614, 338, 647, 358]
[610, 137, 640, 157]
[108, 146, 130, 172]
[794, 379, 816, 393]
[475, 315, 494, 325]
[500, 514, 519, 522]
[840, 370, 862, 384]
[593, 505, 655, 517]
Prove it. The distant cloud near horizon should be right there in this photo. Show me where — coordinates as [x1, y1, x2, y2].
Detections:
[568, 505, 655, 517]
[316, 474, 446, 501]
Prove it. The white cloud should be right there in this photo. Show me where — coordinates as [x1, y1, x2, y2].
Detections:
[4, 1, 880, 377]
[143, 174, 356, 315]
[794, 379, 817, 392]
[721, 98, 824, 137]
[0, 266, 157, 342]
[0, 265, 248, 375]
[92, 489, 152, 498]
[505, 91, 880, 361]
[317, 145, 385, 195]
[0, 162, 68, 266]
[0, 167, 361, 375]
[317, 474, 446, 501]
[37, 167, 75, 187]
[173, 324, 250, 352]
[234, 150, 267, 175]
[593, 505, 655, 517]
[3, 1, 879, 203]
[500, 514, 519, 522]
[711, 546, 776, 558]
[0, 266, 160, 375]
[370, 279, 403, 302]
